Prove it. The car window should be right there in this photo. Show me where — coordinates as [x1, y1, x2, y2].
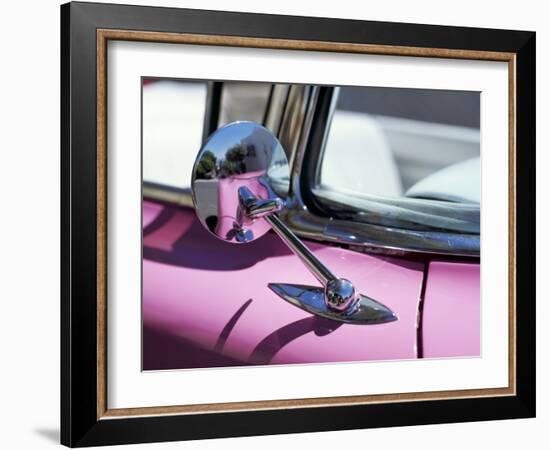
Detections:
[314, 86, 481, 233]
[143, 79, 208, 190]
[142, 79, 272, 194]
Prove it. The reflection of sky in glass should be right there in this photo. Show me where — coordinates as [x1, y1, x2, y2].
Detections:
[205, 123, 285, 173]
[197, 122, 290, 196]
[204, 122, 254, 158]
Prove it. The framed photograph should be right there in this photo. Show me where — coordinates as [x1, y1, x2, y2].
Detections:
[61, 1, 535, 447]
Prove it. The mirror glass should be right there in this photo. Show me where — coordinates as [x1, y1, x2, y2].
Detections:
[191, 122, 290, 243]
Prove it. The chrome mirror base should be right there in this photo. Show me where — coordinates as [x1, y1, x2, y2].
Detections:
[269, 283, 398, 325]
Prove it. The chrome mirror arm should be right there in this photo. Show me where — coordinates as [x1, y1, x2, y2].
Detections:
[238, 186, 398, 324]
[239, 186, 336, 286]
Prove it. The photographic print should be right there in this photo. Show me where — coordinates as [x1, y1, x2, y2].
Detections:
[62, 3, 535, 445]
[141, 78, 481, 370]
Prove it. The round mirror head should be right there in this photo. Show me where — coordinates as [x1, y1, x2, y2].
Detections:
[191, 121, 290, 243]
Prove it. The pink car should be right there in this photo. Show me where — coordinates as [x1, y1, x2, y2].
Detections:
[142, 80, 480, 370]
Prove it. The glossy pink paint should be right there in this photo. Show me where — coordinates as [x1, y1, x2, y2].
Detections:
[142, 200, 425, 368]
[215, 172, 272, 239]
[421, 261, 480, 358]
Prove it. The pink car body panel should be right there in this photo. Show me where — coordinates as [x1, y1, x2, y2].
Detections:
[421, 261, 481, 358]
[142, 200, 425, 368]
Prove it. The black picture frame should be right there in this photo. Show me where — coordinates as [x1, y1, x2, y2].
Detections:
[61, 1, 535, 447]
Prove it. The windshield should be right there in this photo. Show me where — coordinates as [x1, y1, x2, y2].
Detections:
[313, 86, 480, 234]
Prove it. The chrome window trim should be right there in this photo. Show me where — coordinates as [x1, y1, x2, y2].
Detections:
[278, 85, 480, 257]
[263, 84, 290, 137]
[142, 183, 194, 208]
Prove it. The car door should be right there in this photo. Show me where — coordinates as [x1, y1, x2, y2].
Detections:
[141, 79, 479, 370]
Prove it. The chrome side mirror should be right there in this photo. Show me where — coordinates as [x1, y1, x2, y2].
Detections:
[191, 122, 397, 325]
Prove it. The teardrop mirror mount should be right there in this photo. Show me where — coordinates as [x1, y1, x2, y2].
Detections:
[191, 122, 397, 325]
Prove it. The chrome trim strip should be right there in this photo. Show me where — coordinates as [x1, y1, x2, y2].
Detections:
[280, 208, 480, 257]
[142, 183, 194, 208]
[313, 86, 339, 185]
[263, 84, 289, 135]
[277, 85, 313, 171]
[292, 86, 319, 201]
